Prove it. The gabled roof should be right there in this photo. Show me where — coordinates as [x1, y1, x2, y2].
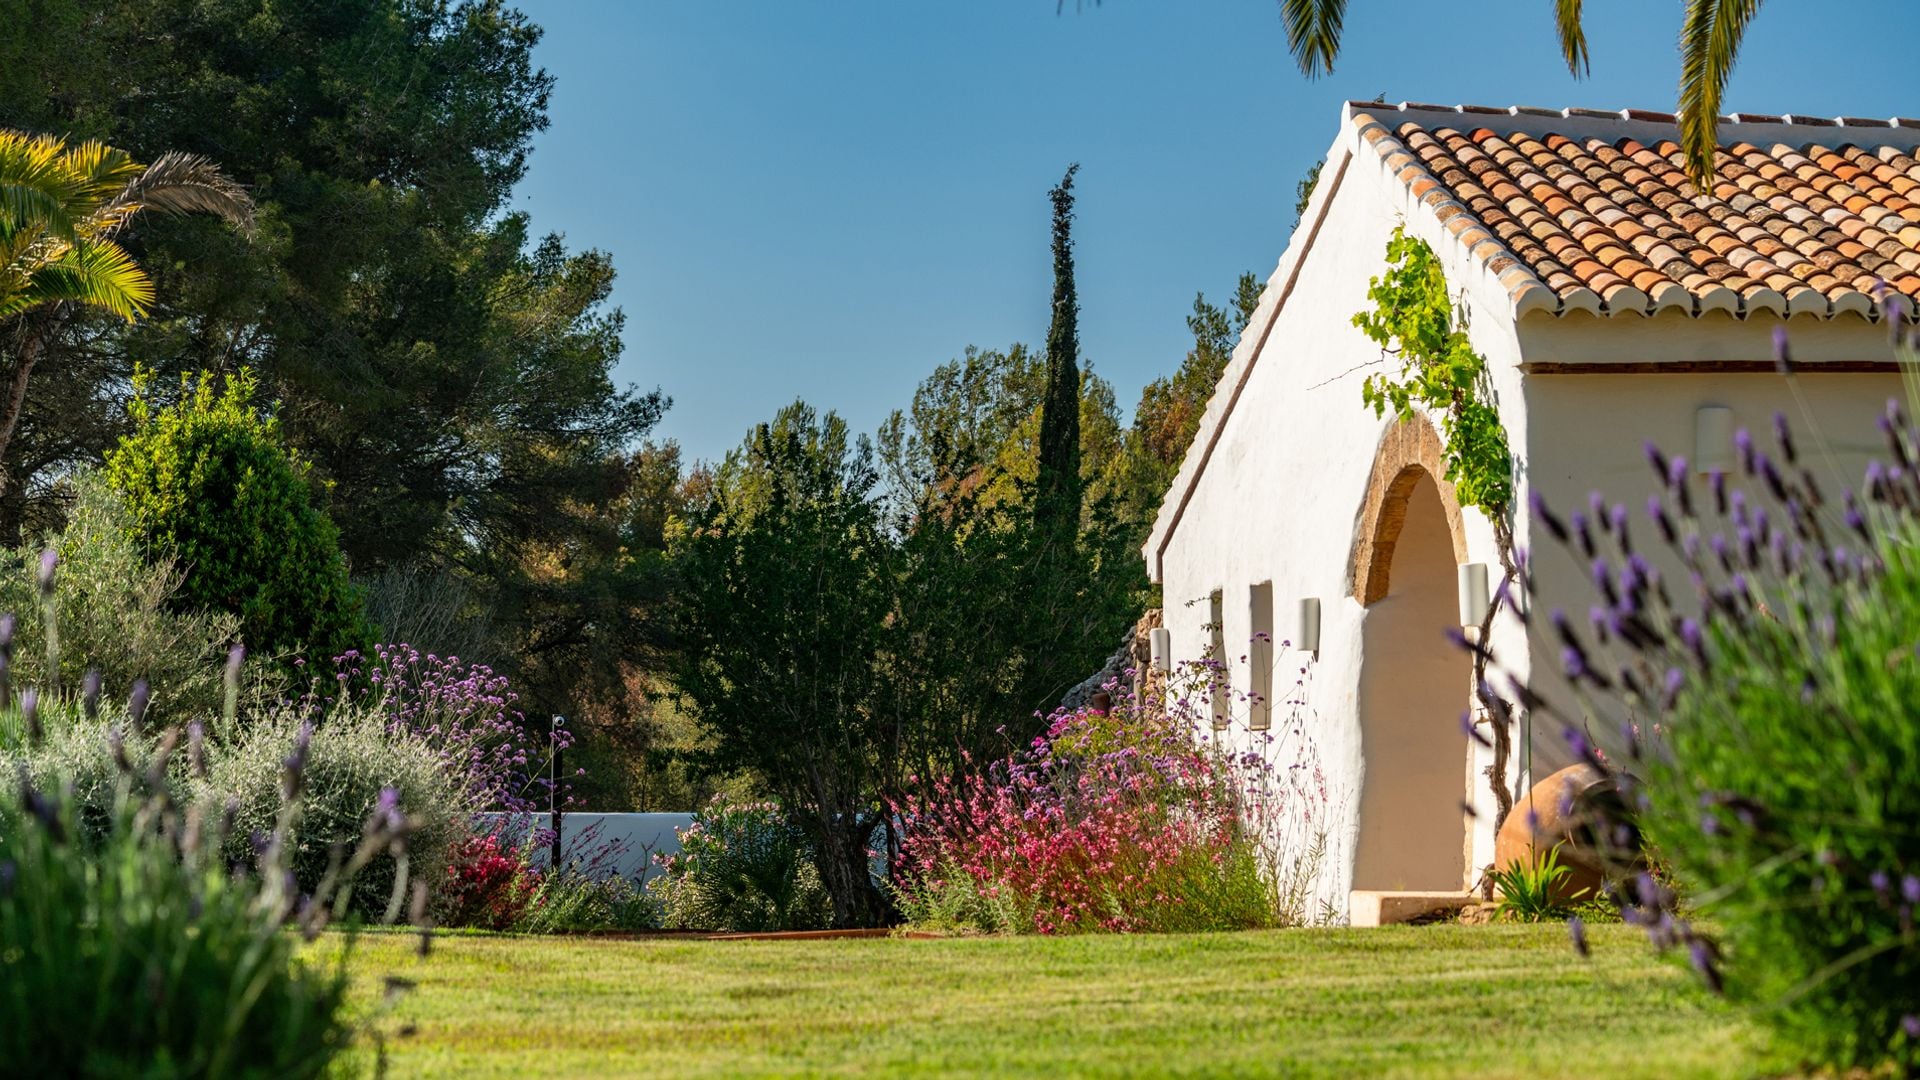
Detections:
[1143, 103, 1920, 582]
[1355, 103, 1920, 319]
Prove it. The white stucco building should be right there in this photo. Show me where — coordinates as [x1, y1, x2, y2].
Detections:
[1146, 101, 1919, 921]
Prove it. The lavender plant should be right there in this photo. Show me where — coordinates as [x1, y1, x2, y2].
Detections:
[0, 676, 424, 1074]
[1506, 298, 1920, 1069]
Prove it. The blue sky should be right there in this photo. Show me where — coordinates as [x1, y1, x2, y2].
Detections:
[512, 1, 1907, 463]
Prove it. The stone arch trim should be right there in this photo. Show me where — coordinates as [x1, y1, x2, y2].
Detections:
[1349, 415, 1470, 606]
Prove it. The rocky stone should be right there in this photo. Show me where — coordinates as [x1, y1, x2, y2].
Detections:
[1060, 609, 1163, 711]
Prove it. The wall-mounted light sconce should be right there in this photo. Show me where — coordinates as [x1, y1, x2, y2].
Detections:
[1458, 562, 1490, 630]
[1294, 597, 1321, 659]
[1149, 627, 1171, 674]
[1695, 406, 1734, 474]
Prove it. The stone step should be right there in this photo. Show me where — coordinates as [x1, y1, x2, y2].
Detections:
[1348, 890, 1476, 927]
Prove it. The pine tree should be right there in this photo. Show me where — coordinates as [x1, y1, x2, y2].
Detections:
[1036, 163, 1083, 536]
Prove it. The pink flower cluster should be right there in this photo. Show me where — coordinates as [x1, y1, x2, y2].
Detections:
[893, 671, 1322, 934]
[438, 832, 542, 930]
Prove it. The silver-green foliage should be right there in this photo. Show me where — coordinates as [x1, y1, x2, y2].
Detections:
[0, 473, 271, 722]
[0, 703, 140, 847]
[208, 705, 469, 920]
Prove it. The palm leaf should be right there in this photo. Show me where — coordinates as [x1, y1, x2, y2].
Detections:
[0, 236, 153, 322]
[91, 151, 255, 235]
[1279, 0, 1348, 78]
[1678, 0, 1764, 189]
[0, 130, 81, 243]
[1554, 0, 1591, 77]
[0, 182, 77, 243]
[54, 138, 142, 209]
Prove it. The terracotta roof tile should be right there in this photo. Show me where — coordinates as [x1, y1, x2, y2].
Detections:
[1351, 105, 1920, 319]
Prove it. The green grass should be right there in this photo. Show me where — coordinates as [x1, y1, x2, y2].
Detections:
[333, 924, 1770, 1078]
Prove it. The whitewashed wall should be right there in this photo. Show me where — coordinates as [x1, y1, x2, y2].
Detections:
[1517, 315, 1903, 774]
[1151, 117, 1525, 918]
[476, 812, 692, 884]
[1147, 104, 1906, 921]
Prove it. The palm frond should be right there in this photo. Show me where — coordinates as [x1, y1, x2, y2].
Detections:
[1279, 0, 1348, 78]
[0, 237, 153, 322]
[0, 130, 250, 323]
[1677, 0, 1765, 189]
[54, 138, 142, 207]
[0, 131, 81, 243]
[0, 184, 75, 243]
[92, 151, 255, 235]
[1553, 0, 1591, 77]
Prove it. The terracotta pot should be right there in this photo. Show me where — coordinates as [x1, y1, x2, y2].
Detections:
[1492, 764, 1622, 903]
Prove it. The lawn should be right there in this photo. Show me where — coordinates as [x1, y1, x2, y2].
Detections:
[332, 924, 1770, 1078]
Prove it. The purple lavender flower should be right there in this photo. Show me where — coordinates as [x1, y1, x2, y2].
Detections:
[1710, 533, 1732, 572]
[20, 688, 38, 743]
[1679, 619, 1708, 669]
[282, 719, 315, 801]
[1571, 512, 1595, 558]
[1530, 489, 1569, 544]
[1758, 454, 1788, 502]
[376, 786, 404, 832]
[1687, 936, 1724, 994]
[1568, 915, 1589, 957]
[1647, 494, 1677, 546]
[1609, 503, 1632, 550]
[1644, 441, 1670, 485]
[35, 550, 55, 595]
[1459, 710, 1491, 748]
[1591, 559, 1619, 606]
[1563, 725, 1593, 762]
[188, 720, 208, 779]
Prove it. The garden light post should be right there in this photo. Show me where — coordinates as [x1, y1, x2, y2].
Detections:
[549, 714, 564, 873]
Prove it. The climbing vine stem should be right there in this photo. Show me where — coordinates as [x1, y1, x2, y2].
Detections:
[1353, 227, 1523, 852]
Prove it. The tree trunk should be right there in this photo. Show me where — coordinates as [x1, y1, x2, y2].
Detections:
[0, 311, 56, 498]
[814, 815, 889, 928]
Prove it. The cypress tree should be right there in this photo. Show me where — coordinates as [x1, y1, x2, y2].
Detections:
[1036, 163, 1083, 535]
